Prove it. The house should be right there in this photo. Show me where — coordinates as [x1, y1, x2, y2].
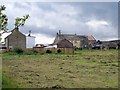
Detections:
[5, 28, 26, 49]
[53, 30, 96, 49]
[26, 30, 35, 48]
[4, 28, 35, 50]
[54, 39, 73, 48]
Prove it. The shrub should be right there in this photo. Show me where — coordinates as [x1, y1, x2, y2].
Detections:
[14, 47, 24, 54]
[46, 50, 52, 53]
[57, 49, 61, 53]
[23, 50, 38, 55]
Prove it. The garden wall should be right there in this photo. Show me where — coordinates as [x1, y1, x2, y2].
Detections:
[26, 48, 74, 54]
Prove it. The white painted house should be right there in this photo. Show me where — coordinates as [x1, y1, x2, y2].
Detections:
[26, 36, 35, 48]
[26, 30, 35, 48]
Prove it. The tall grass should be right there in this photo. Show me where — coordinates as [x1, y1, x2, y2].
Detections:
[2, 74, 19, 88]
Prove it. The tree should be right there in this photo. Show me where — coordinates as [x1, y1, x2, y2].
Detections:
[14, 14, 30, 29]
[0, 5, 8, 32]
[0, 5, 30, 42]
[0, 5, 8, 41]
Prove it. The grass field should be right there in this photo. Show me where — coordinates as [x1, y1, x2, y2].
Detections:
[2, 50, 119, 88]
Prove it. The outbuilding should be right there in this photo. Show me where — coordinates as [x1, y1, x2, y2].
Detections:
[55, 39, 74, 48]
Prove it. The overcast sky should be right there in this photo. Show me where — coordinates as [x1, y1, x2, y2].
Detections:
[0, 2, 118, 44]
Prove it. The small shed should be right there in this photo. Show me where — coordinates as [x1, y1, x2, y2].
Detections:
[55, 39, 73, 48]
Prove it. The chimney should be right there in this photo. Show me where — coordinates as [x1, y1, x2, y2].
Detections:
[28, 30, 31, 36]
[59, 30, 61, 35]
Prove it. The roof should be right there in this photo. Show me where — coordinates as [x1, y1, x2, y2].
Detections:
[1, 32, 12, 43]
[87, 35, 96, 41]
[5, 29, 26, 39]
[54, 39, 72, 45]
[58, 34, 87, 41]
[26, 36, 36, 38]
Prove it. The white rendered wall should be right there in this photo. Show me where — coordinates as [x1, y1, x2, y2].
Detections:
[26, 36, 35, 48]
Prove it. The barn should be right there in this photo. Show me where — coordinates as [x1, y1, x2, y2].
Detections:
[53, 30, 96, 49]
[54, 39, 73, 48]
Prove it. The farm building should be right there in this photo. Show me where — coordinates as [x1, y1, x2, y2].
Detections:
[54, 39, 73, 48]
[53, 30, 96, 49]
[3, 28, 35, 50]
[26, 31, 35, 48]
[5, 28, 26, 49]
[101, 40, 120, 49]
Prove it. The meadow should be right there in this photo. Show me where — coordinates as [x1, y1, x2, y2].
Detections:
[2, 49, 119, 88]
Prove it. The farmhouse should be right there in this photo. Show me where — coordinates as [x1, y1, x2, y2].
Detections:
[4, 28, 35, 50]
[5, 28, 26, 49]
[53, 30, 96, 49]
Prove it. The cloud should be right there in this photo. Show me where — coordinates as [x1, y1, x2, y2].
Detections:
[0, 2, 118, 44]
[31, 34, 55, 44]
[86, 19, 109, 29]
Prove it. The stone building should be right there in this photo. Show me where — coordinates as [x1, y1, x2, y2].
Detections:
[53, 30, 96, 49]
[101, 40, 120, 49]
[5, 28, 26, 49]
[54, 39, 73, 48]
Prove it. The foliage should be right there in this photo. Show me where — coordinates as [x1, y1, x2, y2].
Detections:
[0, 5, 30, 42]
[57, 49, 61, 53]
[14, 14, 30, 29]
[14, 47, 24, 54]
[23, 50, 38, 55]
[0, 5, 8, 32]
[2, 74, 19, 88]
[46, 50, 52, 53]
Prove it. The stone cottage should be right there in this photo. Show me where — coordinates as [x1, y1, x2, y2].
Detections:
[5, 28, 26, 49]
[4, 28, 35, 50]
[53, 30, 96, 49]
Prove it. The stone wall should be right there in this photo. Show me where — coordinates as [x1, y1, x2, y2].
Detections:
[26, 48, 74, 54]
[5, 29, 26, 49]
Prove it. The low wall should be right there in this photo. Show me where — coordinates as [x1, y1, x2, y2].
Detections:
[26, 48, 74, 54]
[0, 49, 8, 53]
[1, 48, 74, 54]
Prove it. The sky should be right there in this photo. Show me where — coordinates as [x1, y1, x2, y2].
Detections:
[0, 2, 118, 44]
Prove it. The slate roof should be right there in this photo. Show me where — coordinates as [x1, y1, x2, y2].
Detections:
[87, 35, 96, 41]
[57, 34, 87, 41]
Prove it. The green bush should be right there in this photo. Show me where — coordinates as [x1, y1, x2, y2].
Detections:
[24, 50, 38, 55]
[46, 50, 52, 53]
[57, 49, 61, 53]
[14, 47, 24, 54]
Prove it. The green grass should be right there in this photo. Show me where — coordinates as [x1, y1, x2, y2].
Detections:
[2, 49, 119, 88]
[2, 74, 19, 88]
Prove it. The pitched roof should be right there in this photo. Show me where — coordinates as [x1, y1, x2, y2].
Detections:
[1, 32, 12, 43]
[87, 35, 96, 41]
[58, 34, 87, 40]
